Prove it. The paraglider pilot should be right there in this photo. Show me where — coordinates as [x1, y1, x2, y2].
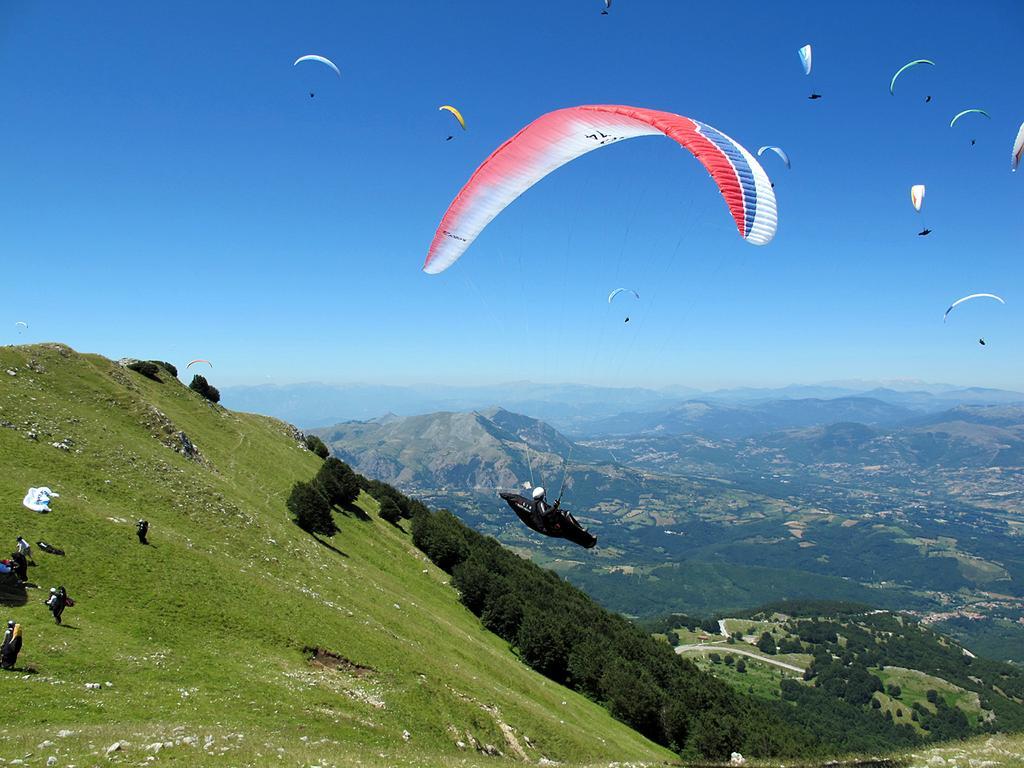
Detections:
[136, 519, 149, 545]
[530, 487, 564, 533]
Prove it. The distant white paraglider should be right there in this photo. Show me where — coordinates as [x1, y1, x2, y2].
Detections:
[910, 184, 926, 212]
[1012, 122, 1024, 172]
[798, 44, 812, 75]
[293, 54, 341, 78]
[943, 293, 1005, 322]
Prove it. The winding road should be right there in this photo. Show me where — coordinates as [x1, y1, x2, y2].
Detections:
[674, 643, 805, 674]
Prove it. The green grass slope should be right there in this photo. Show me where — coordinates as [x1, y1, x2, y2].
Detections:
[0, 344, 672, 767]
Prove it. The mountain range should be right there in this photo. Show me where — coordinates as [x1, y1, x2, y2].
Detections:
[222, 380, 1024, 432]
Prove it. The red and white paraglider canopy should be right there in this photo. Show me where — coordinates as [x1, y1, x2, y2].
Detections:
[423, 105, 778, 275]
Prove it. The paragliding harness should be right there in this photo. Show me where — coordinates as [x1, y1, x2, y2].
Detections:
[501, 492, 596, 549]
[500, 445, 596, 549]
[36, 541, 65, 556]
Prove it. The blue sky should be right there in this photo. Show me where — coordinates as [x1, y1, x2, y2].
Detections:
[2, 1, 1021, 389]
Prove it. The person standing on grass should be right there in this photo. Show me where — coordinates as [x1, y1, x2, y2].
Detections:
[45, 587, 73, 625]
[1, 620, 23, 670]
[16, 536, 32, 564]
[136, 519, 149, 545]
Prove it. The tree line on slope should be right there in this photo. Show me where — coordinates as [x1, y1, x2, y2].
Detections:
[411, 508, 842, 761]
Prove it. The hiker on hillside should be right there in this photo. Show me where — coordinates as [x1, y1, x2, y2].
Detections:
[16, 537, 32, 564]
[136, 519, 149, 545]
[1, 620, 23, 670]
[45, 586, 73, 625]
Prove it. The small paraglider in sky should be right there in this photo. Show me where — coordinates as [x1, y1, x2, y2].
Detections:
[439, 105, 467, 141]
[943, 293, 1005, 322]
[889, 59, 935, 95]
[910, 184, 925, 212]
[757, 145, 791, 169]
[187, 359, 213, 369]
[607, 288, 639, 304]
[978, 338, 986, 346]
[601, 0, 611, 14]
[950, 109, 990, 146]
[918, 228, 932, 236]
[925, 95, 932, 103]
[294, 54, 341, 98]
[1012, 121, 1024, 172]
[950, 108, 990, 128]
[609, 288, 639, 323]
[798, 44, 812, 75]
[798, 44, 819, 99]
[14, 321, 28, 334]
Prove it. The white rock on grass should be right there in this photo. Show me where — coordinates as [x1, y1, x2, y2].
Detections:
[46, 758, 57, 767]
[105, 740, 125, 755]
[56, 730, 75, 738]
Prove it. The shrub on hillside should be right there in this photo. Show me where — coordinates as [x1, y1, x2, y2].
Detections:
[689, 710, 742, 761]
[517, 610, 568, 682]
[304, 434, 329, 459]
[189, 374, 220, 403]
[153, 360, 178, 376]
[127, 361, 161, 380]
[411, 509, 469, 572]
[378, 497, 403, 525]
[287, 480, 336, 535]
[482, 592, 524, 638]
[315, 459, 361, 508]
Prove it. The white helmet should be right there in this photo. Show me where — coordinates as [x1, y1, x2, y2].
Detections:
[532, 486, 546, 500]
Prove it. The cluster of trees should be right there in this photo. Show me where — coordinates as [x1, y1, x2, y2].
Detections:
[708, 653, 746, 673]
[803, 653, 884, 707]
[303, 434, 329, 459]
[189, 374, 220, 403]
[127, 360, 178, 382]
[287, 452, 428, 534]
[911, 693, 971, 741]
[787, 611, 1024, 733]
[778, 678, 919, 754]
[287, 457, 362, 535]
[410, 508, 819, 760]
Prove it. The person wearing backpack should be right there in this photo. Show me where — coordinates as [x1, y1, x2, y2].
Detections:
[1, 621, 23, 670]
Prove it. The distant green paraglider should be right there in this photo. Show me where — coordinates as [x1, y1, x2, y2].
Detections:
[949, 109, 990, 128]
[889, 59, 935, 95]
[950, 107, 991, 143]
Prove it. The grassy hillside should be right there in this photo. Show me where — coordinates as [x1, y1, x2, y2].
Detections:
[0, 344, 672, 767]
